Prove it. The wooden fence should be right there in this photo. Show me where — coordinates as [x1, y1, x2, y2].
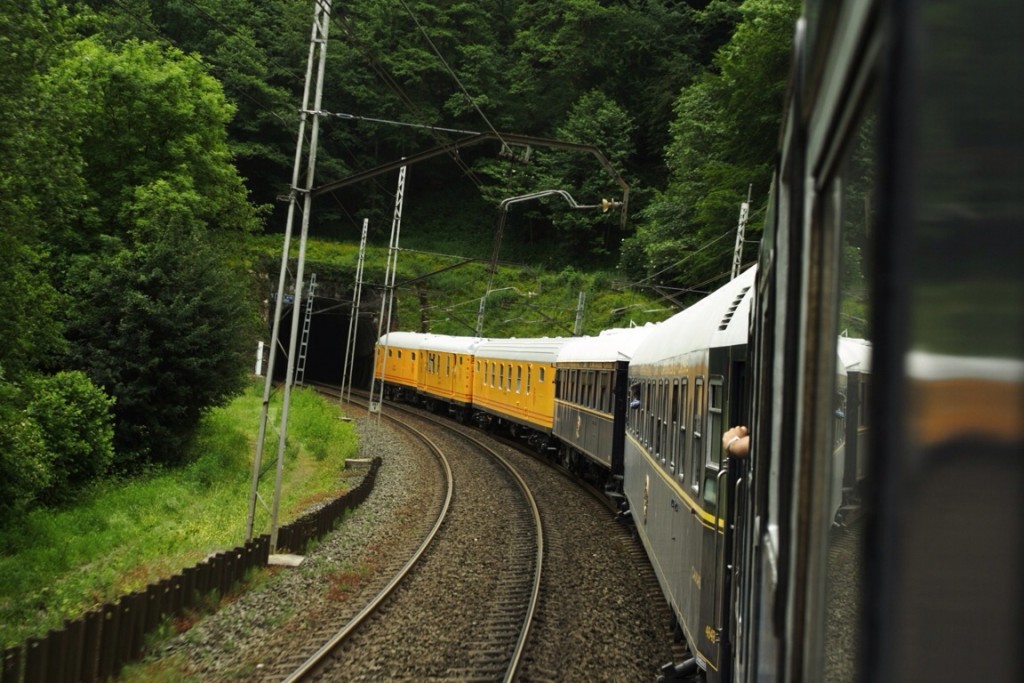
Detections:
[1, 457, 381, 683]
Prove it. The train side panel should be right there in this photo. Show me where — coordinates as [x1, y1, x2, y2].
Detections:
[553, 360, 624, 473]
[623, 268, 755, 681]
[473, 339, 566, 434]
[552, 326, 655, 476]
[374, 331, 427, 398]
[420, 336, 482, 409]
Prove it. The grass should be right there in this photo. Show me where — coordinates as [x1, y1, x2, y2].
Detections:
[248, 231, 675, 341]
[0, 381, 359, 649]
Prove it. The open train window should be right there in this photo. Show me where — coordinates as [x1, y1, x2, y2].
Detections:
[703, 377, 725, 509]
[691, 378, 704, 493]
[675, 379, 688, 481]
[708, 377, 724, 468]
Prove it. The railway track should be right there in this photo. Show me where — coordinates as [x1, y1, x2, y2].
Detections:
[370, 393, 684, 681]
[283, 389, 543, 682]
[241, 394, 451, 681]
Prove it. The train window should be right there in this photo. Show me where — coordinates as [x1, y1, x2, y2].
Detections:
[527, 366, 532, 395]
[388, 349, 393, 357]
[647, 382, 656, 449]
[516, 365, 522, 393]
[654, 380, 663, 464]
[639, 381, 648, 445]
[446, 355, 451, 377]
[815, 96, 877, 683]
[670, 380, 680, 470]
[708, 378, 724, 468]
[703, 377, 725, 509]
[539, 367, 545, 383]
[506, 364, 512, 392]
[662, 381, 671, 467]
[397, 350, 402, 359]
[499, 363, 504, 390]
[676, 380, 688, 480]
[691, 379, 704, 493]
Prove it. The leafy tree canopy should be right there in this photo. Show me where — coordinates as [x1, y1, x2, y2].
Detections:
[624, 0, 799, 297]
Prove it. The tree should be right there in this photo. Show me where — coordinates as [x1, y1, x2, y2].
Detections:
[37, 37, 259, 258]
[622, 0, 799, 291]
[531, 90, 636, 265]
[36, 38, 262, 468]
[65, 178, 259, 468]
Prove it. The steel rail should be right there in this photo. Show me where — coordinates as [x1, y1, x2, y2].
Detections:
[284, 394, 454, 682]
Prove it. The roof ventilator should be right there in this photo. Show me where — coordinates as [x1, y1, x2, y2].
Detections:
[718, 286, 751, 331]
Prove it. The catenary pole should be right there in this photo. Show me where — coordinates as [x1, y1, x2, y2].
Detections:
[341, 218, 369, 403]
[731, 184, 752, 280]
[247, 0, 333, 549]
[369, 165, 407, 420]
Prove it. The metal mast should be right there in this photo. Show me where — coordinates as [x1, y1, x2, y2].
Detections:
[295, 273, 317, 387]
[369, 165, 407, 417]
[341, 218, 369, 404]
[247, 0, 332, 548]
[731, 184, 752, 280]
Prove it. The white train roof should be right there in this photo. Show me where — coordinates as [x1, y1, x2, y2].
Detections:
[838, 336, 872, 374]
[556, 324, 659, 364]
[630, 266, 757, 367]
[421, 334, 487, 355]
[378, 332, 485, 355]
[475, 337, 570, 363]
[377, 331, 430, 350]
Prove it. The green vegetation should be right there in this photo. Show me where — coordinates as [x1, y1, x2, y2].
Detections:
[0, 0, 799, 650]
[249, 234, 672, 338]
[0, 382, 358, 649]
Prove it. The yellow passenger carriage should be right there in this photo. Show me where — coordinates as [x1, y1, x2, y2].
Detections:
[373, 331, 427, 401]
[419, 335, 484, 421]
[472, 337, 568, 448]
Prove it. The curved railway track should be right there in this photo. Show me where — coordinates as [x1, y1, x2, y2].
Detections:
[355, 390, 685, 681]
[286, 389, 544, 682]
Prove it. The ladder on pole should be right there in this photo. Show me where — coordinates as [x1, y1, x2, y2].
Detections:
[295, 273, 317, 386]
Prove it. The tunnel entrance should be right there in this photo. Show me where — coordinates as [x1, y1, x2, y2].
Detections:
[269, 300, 379, 390]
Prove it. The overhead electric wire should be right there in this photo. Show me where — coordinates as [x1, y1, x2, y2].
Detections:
[394, 0, 510, 151]
[327, 8, 487, 190]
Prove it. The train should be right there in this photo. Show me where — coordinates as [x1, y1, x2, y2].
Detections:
[373, 0, 1023, 681]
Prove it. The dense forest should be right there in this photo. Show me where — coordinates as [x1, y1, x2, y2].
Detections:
[0, 0, 798, 516]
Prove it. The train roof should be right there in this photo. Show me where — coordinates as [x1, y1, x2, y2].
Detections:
[838, 336, 872, 374]
[377, 331, 430, 350]
[420, 334, 487, 354]
[475, 337, 570, 363]
[555, 324, 659, 364]
[378, 332, 486, 355]
[630, 266, 756, 367]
